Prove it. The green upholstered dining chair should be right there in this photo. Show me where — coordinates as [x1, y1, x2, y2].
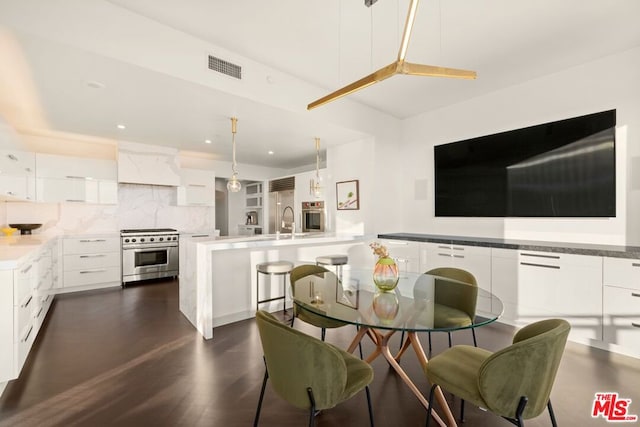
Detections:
[254, 310, 375, 427]
[425, 318, 571, 427]
[400, 267, 479, 354]
[289, 264, 350, 340]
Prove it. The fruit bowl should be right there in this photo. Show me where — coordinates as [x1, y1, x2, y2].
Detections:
[8, 224, 42, 235]
[1, 227, 18, 236]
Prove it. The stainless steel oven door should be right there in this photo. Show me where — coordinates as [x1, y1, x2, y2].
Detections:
[302, 209, 325, 232]
[122, 245, 179, 283]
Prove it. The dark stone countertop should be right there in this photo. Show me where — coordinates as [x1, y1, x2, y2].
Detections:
[377, 232, 640, 259]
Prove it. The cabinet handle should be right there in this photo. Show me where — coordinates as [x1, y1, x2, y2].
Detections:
[437, 253, 453, 257]
[79, 254, 106, 258]
[632, 263, 640, 268]
[520, 262, 560, 269]
[191, 234, 209, 238]
[437, 245, 450, 249]
[35, 307, 43, 319]
[632, 323, 640, 329]
[452, 246, 465, 251]
[6, 191, 16, 195]
[521, 253, 560, 259]
[187, 184, 206, 188]
[79, 239, 106, 243]
[21, 295, 33, 308]
[65, 199, 86, 203]
[453, 254, 465, 259]
[21, 325, 33, 343]
[20, 264, 33, 274]
[65, 175, 89, 180]
[7, 154, 18, 161]
[632, 293, 640, 298]
[80, 269, 107, 274]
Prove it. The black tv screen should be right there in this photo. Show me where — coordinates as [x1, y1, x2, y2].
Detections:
[434, 110, 616, 217]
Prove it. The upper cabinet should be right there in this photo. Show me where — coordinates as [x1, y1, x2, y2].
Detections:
[35, 153, 118, 204]
[177, 168, 215, 206]
[0, 150, 36, 201]
[118, 141, 180, 186]
[245, 182, 263, 208]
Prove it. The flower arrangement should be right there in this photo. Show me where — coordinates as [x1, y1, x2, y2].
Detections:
[369, 242, 389, 259]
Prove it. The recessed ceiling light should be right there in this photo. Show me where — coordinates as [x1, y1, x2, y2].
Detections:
[86, 80, 105, 89]
[205, 139, 212, 144]
[268, 150, 274, 155]
[117, 124, 126, 129]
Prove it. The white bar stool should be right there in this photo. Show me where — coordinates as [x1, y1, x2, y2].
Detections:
[316, 254, 348, 280]
[256, 260, 294, 314]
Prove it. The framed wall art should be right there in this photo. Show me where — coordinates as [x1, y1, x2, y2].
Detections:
[336, 180, 359, 210]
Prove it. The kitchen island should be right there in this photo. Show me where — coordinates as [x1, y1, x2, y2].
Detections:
[179, 232, 372, 339]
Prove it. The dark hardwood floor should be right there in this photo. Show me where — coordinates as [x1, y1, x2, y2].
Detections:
[1, 279, 639, 426]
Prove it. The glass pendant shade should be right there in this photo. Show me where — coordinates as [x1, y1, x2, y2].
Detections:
[227, 173, 241, 192]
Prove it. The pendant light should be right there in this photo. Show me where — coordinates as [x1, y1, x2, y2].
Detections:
[226, 117, 242, 192]
[309, 137, 323, 198]
[307, 0, 476, 110]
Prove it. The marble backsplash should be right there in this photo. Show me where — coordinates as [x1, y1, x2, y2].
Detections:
[0, 183, 215, 235]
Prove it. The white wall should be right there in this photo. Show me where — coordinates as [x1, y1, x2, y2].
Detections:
[398, 46, 640, 245]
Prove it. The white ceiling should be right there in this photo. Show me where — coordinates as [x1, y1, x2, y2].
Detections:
[1, 0, 640, 169]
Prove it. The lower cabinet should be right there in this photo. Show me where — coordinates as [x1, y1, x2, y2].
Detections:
[602, 257, 640, 354]
[62, 237, 121, 290]
[0, 243, 55, 384]
[378, 239, 421, 275]
[422, 242, 492, 292]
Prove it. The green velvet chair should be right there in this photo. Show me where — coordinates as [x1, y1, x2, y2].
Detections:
[400, 267, 479, 354]
[426, 267, 479, 350]
[254, 310, 374, 427]
[289, 264, 350, 341]
[425, 318, 571, 427]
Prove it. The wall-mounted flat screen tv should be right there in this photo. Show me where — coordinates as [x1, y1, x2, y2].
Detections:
[434, 109, 616, 217]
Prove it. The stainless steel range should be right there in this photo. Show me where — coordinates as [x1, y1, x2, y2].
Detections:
[121, 228, 179, 285]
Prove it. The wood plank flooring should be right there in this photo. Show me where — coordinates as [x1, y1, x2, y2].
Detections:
[1, 279, 639, 426]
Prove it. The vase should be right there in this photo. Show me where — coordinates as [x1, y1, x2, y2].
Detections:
[373, 256, 399, 291]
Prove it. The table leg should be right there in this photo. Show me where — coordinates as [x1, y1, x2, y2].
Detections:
[346, 327, 457, 427]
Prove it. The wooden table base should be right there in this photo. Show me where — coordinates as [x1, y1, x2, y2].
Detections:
[346, 328, 458, 427]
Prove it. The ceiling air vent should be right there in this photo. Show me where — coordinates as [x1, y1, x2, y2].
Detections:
[208, 55, 242, 79]
[269, 176, 295, 192]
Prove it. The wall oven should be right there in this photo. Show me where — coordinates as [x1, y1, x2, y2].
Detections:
[121, 228, 179, 285]
[301, 201, 325, 233]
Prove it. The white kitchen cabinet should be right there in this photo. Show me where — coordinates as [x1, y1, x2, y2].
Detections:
[490, 248, 519, 323]
[35, 153, 118, 204]
[422, 242, 492, 292]
[516, 250, 602, 341]
[379, 239, 421, 275]
[0, 150, 36, 201]
[603, 257, 640, 355]
[0, 243, 55, 385]
[245, 182, 263, 208]
[118, 141, 180, 186]
[62, 236, 121, 290]
[177, 168, 215, 206]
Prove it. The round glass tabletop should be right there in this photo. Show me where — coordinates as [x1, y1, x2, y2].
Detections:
[292, 268, 504, 333]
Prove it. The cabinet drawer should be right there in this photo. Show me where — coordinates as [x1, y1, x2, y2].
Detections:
[63, 266, 120, 287]
[15, 299, 34, 342]
[64, 252, 120, 271]
[603, 285, 640, 353]
[14, 263, 34, 306]
[603, 257, 640, 291]
[63, 237, 119, 255]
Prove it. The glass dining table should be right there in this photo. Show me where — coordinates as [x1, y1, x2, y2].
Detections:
[291, 267, 504, 427]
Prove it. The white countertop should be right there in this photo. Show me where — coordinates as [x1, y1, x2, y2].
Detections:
[0, 235, 55, 270]
[186, 232, 369, 251]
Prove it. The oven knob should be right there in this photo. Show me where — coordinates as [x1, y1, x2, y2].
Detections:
[150, 237, 154, 242]
[158, 237, 163, 241]
[124, 238, 130, 243]
[140, 238, 145, 242]
[132, 238, 136, 242]
[173, 236, 178, 240]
